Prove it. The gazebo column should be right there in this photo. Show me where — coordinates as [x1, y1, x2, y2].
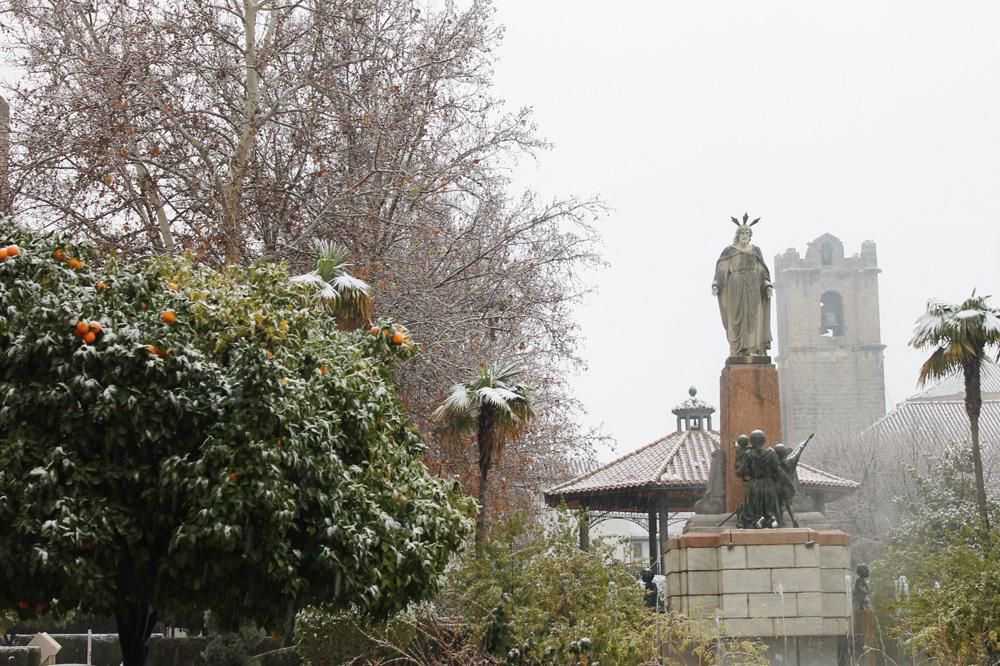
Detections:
[657, 494, 669, 574]
[647, 508, 657, 571]
[578, 508, 590, 551]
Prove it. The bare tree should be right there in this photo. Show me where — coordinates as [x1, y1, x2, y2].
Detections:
[2, 0, 606, 506]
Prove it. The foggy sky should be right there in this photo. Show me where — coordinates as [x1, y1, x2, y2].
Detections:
[491, 1, 1000, 459]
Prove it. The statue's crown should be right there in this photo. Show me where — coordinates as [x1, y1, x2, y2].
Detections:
[731, 212, 760, 227]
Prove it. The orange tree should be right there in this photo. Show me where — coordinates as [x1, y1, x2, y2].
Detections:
[0, 222, 474, 666]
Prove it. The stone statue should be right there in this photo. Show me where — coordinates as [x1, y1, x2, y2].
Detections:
[735, 430, 790, 528]
[712, 213, 773, 357]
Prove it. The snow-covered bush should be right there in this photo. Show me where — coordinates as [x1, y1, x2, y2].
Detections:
[0, 221, 475, 665]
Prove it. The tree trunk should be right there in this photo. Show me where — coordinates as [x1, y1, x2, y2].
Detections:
[475, 407, 498, 551]
[116, 602, 157, 666]
[475, 458, 490, 552]
[963, 360, 991, 538]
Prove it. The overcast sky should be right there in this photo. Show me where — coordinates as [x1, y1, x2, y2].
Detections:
[490, 1, 1000, 459]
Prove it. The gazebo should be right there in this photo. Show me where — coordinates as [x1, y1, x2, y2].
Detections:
[543, 389, 859, 572]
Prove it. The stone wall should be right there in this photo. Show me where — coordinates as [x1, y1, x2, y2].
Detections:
[774, 235, 886, 444]
[665, 529, 852, 639]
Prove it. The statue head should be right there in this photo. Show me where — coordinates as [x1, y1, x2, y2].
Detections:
[641, 568, 654, 583]
[773, 443, 789, 459]
[856, 564, 870, 578]
[736, 434, 750, 448]
[730, 212, 760, 246]
[749, 429, 766, 448]
[733, 225, 753, 246]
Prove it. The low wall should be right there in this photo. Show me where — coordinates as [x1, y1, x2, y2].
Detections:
[7, 634, 300, 666]
[665, 528, 852, 640]
[0, 646, 41, 666]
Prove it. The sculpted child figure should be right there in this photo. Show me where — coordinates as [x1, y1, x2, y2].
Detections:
[735, 430, 789, 529]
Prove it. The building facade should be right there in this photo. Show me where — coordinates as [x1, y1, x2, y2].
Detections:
[774, 234, 886, 444]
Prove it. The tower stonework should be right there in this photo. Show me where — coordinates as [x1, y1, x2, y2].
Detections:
[774, 234, 886, 444]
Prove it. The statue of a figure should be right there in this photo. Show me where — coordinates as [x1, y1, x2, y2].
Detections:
[735, 430, 790, 528]
[712, 214, 773, 357]
[773, 433, 814, 528]
[640, 568, 658, 609]
[854, 564, 872, 610]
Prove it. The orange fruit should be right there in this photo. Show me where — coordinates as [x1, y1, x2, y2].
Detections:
[54, 248, 66, 261]
[145, 344, 159, 354]
[68, 258, 84, 270]
[75, 321, 90, 337]
[166, 282, 179, 292]
[0, 248, 8, 260]
[320, 365, 328, 375]
[391, 332, 404, 345]
[161, 310, 176, 324]
[83, 331, 96, 344]
[229, 472, 239, 482]
[140, 302, 148, 310]
[96, 281, 108, 290]
[89, 321, 102, 334]
[369, 326, 379, 335]
[6, 245, 19, 257]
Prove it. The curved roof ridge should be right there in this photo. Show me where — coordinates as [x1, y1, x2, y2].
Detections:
[544, 430, 685, 494]
[654, 429, 692, 482]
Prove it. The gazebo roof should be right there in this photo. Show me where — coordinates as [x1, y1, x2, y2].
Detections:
[544, 428, 858, 513]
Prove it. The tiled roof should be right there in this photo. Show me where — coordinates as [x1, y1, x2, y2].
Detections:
[908, 361, 1000, 401]
[861, 399, 1000, 459]
[544, 429, 858, 498]
[798, 462, 862, 489]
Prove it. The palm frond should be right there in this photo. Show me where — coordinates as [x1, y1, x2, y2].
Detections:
[313, 240, 353, 283]
[434, 361, 535, 451]
[292, 240, 373, 327]
[331, 273, 371, 295]
[289, 272, 326, 287]
[439, 383, 474, 414]
[917, 347, 952, 387]
[910, 310, 949, 349]
[476, 386, 522, 410]
[433, 384, 477, 439]
[982, 309, 1000, 335]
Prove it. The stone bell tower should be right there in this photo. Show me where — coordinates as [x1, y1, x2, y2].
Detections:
[773, 234, 886, 444]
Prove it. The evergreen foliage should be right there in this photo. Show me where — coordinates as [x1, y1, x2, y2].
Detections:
[877, 449, 1000, 664]
[0, 221, 474, 665]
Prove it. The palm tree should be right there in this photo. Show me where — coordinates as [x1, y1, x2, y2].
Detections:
[292, 240, 374, 330]
[910, 292, 1000, 535]
[434, 362, 535, 549]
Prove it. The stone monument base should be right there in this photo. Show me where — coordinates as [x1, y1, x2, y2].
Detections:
[665, 528, 852, 666]
[684, 511, 835, 533]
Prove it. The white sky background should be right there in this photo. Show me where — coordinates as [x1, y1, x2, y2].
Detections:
[490, 1, 1000, 459]
[2, 2, 997, 461]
